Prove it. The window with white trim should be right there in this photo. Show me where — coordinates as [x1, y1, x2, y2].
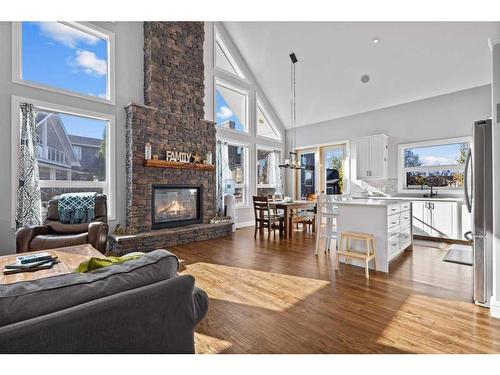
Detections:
[15, 22, 114, 102]
[257, 148, 282, 196]
[399, 138, 470, 191]
[226, 143, 248, 205]
[215, 81, 248, 133]
[215, 28, 245, 79]
[12, 98, 115, 220]
[256, 101, 281, 140]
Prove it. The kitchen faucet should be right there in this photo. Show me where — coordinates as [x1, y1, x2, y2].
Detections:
[421, 182, 438, 198]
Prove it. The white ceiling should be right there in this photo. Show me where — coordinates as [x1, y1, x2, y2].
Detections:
[223, 22, 500, 128]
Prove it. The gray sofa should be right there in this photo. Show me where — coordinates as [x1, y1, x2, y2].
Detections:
[0, 250, 209, 353]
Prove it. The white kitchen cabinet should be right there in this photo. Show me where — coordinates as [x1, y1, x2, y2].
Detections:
[355, 134, 388, 180]
[411, 200, 458, 239]
[430, 202, 456, 238]
[411, 201, 428, 236]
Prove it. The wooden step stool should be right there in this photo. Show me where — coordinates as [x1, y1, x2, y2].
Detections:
[336, 231, 376, 279]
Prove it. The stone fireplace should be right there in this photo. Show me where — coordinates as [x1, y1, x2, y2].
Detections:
[108, 22, 232, 255]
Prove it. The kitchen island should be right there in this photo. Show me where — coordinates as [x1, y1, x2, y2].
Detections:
[334, 198, 412, 273]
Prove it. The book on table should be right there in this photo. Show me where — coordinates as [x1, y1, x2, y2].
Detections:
[4, 256, 58, 270]
[2, 260, 58, 275]
[17, 252, 53, 265]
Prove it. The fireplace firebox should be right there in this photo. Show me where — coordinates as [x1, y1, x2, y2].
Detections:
[151, 185, 202, 229]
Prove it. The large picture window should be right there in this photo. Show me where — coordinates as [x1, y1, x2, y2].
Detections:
[398, 138, 471, 192]
[14, 22, 114, 103]
[215, 81, 248, 133]
[12, 97, 115, 221]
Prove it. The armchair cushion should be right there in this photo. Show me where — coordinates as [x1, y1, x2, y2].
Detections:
[45, 220, 89, 234]
[30, 233, 89, 251]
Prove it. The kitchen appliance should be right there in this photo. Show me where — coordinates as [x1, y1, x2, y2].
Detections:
[464, 119, 493, 307]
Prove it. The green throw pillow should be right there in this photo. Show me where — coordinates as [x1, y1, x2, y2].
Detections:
[75, 252, 145, 273]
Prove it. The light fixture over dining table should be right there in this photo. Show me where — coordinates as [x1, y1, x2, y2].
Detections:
[279, 52, 301, 170]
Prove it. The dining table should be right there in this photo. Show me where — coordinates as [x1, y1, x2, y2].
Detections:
[269, 200, 317, 238]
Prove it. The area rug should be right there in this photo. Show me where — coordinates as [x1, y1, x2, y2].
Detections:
[443, 244, 473, 266]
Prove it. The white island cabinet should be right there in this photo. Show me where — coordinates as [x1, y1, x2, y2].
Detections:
[335, 199, 412, 273]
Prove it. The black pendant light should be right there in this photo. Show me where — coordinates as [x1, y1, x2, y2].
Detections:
[279, 52, 301, 170]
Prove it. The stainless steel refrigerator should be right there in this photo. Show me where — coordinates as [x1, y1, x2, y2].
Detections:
[464, 119, 493, 307]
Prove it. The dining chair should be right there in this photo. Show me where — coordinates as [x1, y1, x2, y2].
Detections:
[315, 193, 340, 255]
[253, 196, 284, 239]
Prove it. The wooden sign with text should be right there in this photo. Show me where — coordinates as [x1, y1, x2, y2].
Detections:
[165, 150, 192, 163]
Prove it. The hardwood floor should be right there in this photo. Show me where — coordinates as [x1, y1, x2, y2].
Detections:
[170, 227, 500, 353]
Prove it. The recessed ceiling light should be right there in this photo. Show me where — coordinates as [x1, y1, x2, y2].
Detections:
[372, 37, 380, 44]
[361, 75, 370, 83]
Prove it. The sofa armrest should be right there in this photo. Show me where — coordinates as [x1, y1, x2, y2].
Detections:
[88, 221, 109, 254]
[193, 286, 209, 326]
[15, 225, 53, 253]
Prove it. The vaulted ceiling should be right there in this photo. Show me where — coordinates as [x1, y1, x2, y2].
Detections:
[223, 22, 500, 128]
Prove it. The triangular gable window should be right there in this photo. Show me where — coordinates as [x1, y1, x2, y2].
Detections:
[215, 29, 245, 79]
[256, 101, 280, 140]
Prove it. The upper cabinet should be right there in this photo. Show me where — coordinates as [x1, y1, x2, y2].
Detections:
[355, 134, 388, 180]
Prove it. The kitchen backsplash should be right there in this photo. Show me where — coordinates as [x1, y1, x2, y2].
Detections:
[350, 178, 399, 196]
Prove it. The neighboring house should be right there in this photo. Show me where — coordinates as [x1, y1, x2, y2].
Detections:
[67, 134, 104, 181]
[36, 111, 103, 182]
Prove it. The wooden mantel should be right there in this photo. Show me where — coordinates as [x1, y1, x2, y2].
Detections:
[144, 159, 215, 171]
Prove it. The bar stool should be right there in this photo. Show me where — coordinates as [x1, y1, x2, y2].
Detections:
[315, 194, 339, 255]
[337, 231, 376, 279]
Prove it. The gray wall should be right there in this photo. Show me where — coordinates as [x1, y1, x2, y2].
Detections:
[0, 22, 144, 254]
[285, 85, 492, 195]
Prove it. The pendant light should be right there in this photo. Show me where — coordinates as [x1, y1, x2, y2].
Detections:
[279, 52, 301, 170]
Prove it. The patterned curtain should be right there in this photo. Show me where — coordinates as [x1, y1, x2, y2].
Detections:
[215, 140, 224, 215]
[15, 103, 42, 228]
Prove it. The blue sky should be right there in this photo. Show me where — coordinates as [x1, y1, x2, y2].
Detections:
[407, 143, 467, 166]
[59, 114, 106, 140]
[22, 22, 107, 98]
[215, 90, 245, 131]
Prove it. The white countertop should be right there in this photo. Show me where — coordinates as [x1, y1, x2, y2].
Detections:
[352, 196, 464, 203]
[333, 198, 410, 206]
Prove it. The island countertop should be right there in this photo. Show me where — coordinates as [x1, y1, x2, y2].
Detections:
[332, 198, 411, 206]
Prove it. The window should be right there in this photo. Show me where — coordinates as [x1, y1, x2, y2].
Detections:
[399, 138, 471, 192]
[256, 101, 281, 140]
[215, 82, 248, 133]
[15, 22, 114, 103]
[323, 145, 345, 194]
[225, 143, 248, 205]
[257, 148, 282, 196]
[215, 29, 245, 79]
[73, 145, 82, 160]
[11, 97, 115, 222]
[297, 151, 317, 198]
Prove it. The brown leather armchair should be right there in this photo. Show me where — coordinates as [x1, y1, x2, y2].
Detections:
[16, 194, 109, 254]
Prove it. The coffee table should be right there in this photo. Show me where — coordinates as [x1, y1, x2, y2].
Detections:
[0, 244, 105, 285]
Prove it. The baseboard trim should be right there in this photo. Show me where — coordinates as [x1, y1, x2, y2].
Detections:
[490, 297, 500, 318]
[235, 221, 254, 229]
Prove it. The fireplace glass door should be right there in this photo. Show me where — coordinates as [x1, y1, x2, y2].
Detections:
[152, 185, 202, 229]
